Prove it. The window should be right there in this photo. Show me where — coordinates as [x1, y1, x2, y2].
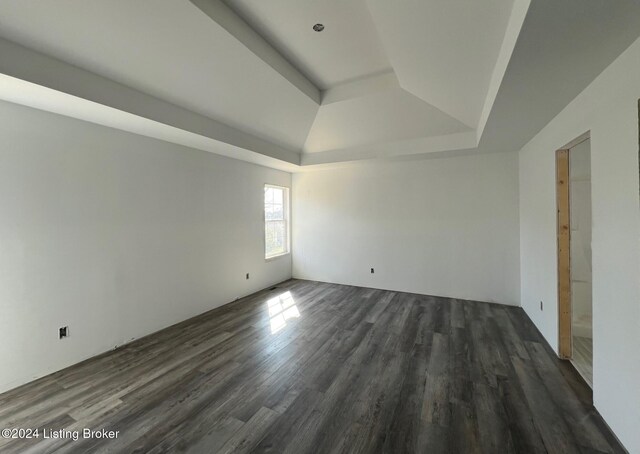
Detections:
[264, 184, 290, 259]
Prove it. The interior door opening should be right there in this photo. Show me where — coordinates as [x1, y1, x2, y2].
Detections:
[556, 132, 593, 387]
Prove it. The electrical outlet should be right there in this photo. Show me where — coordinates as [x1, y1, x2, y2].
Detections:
[59, 326, 69, 339]
[370, 268, 375, 274]
[540, 301, 543, 311]
[246, 273, 250, 280]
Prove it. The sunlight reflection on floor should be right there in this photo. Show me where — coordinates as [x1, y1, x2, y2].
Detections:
[267, 291, 300, 334]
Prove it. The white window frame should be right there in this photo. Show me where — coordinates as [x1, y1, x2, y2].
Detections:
[264, 184, 290, 260]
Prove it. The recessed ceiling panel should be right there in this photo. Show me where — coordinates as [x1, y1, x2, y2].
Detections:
[304, 87, 471, 153]
[224, 0, 392, 89]
[367, 0, 516, 128]
[0, 0, 318, 151]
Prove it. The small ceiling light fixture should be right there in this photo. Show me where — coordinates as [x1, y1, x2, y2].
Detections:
[313, 23, 325, 32]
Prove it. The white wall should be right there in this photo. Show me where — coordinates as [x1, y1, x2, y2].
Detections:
[0, 100, 292, 394]
[519, 37, 640, 453]
[292, 152, 520, 305]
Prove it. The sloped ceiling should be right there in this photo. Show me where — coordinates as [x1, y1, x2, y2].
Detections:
[223, 0, 526, 159]
[0, 0, 638, 170]
[304, 87, 471, 154]
[366, 0, 515, 129]
[0, 0, 318, 152]
[478, 0, 640, 155]
[224, 0, 391, 89]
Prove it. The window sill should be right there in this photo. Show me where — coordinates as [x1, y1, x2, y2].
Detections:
[265, 252, 290, 262]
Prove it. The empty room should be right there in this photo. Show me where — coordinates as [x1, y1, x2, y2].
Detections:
[0, 0, 639, 453]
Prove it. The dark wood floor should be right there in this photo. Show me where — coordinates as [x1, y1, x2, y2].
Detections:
[0, 280, 624, 453]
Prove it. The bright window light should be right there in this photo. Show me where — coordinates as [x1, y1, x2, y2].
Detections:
[264, 184, 290, 259]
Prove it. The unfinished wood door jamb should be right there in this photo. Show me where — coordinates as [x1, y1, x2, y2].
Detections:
[556, 148, 572, 359]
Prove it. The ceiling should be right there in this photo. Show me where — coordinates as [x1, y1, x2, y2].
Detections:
[224, 0, 391, 90]
[366, 0, 515, 129]
[0, 0, 638, 170]
[0, 0, 317, 152]
[478, 0, 640, 155]
[304, 87, 470, 154]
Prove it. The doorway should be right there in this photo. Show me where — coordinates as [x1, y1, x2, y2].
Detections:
[556, 132, 593, 387]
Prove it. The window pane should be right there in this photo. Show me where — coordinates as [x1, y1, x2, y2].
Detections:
[265, 223, 274, 256]
[272, 220, 285, 252]
[265, 185, 288, 258]
[272, 204, 284, 220]
[265, 204, 276, 221]
[265, 203, 284, 221]
[265, 220, 286, 257]
[272, 187, 283, 204]
[265, 187, 274, 204]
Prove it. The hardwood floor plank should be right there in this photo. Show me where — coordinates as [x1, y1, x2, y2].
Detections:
[217, 407, 278, 454]
[511, 355, 582, 454]
[176, 416, 244, 454]
[0, 279, 625, 453]
[496, 374, 547, 454]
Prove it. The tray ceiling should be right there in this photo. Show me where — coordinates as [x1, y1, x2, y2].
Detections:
[0, 0, 638, 169]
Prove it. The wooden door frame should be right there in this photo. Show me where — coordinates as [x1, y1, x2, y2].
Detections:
[556, 131, 590, 359]
[556, 148, 572, 359]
